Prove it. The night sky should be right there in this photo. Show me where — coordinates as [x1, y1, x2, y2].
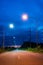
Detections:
[0, 0, 43, 45]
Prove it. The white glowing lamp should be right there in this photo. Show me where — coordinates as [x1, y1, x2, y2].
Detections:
[9, 24, 14, 29]
[21, 14, 28, 21]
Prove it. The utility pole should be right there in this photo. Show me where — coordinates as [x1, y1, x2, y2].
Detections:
[0, 25, 5, 50]
[2, 25, 5, 50]
[29, 27, 31, 48]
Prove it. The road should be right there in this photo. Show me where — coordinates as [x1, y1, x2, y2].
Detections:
[0, 50, 43, 65]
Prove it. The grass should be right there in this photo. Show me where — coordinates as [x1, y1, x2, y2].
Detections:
[0, 48, 15, 53]
[0, 47, 43, 53]
[0, 49, 6, 53]
[19, 47, 43, 53]
[27, 48, 43, 53]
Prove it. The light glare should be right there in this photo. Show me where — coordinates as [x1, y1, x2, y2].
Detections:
[21, 14, 28, 21]
[9, 24, 14, 28]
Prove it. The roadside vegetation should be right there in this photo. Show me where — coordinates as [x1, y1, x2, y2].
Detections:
[27, 48, 43, 53]
[20, 42, 43, 53]
[19, 46, 43, 53]
[0, 47, 15, 53]
[0, 46, 43, 53]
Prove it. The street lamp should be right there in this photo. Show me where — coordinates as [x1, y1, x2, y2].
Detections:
[29, 17, 39, 47]
[28, 16, 43, 47]
[21, 14, 42, 48]
[21, 13, 31, 47]
[9, 24, 14, 29]
[2, 24, 14, 50]
[21, 13, 28, 21]
[9, 24, 15, 47]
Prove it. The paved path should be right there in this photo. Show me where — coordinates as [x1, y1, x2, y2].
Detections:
[0, 50, 43, 65]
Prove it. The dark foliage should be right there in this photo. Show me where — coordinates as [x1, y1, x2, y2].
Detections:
[21, 41, 43, 49]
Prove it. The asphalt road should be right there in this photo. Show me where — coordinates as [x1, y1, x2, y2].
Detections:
[0, 50, 43, 65]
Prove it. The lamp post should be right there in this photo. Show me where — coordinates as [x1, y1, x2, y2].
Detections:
[28, 16, 40, 48]
[2, 24, 14, 50]
[21, 14, 32, 48]
[9, 24, 14, 36]
[9, 24, 15, 47]
[21, 14, 43, 48]
[2, 26, 5, 50]
[13, 36, 16, 47]
[3, 29, 5, 50]
[0, 25, 5, 50]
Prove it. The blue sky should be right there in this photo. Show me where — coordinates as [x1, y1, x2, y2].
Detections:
[0, 0, 43, 45]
